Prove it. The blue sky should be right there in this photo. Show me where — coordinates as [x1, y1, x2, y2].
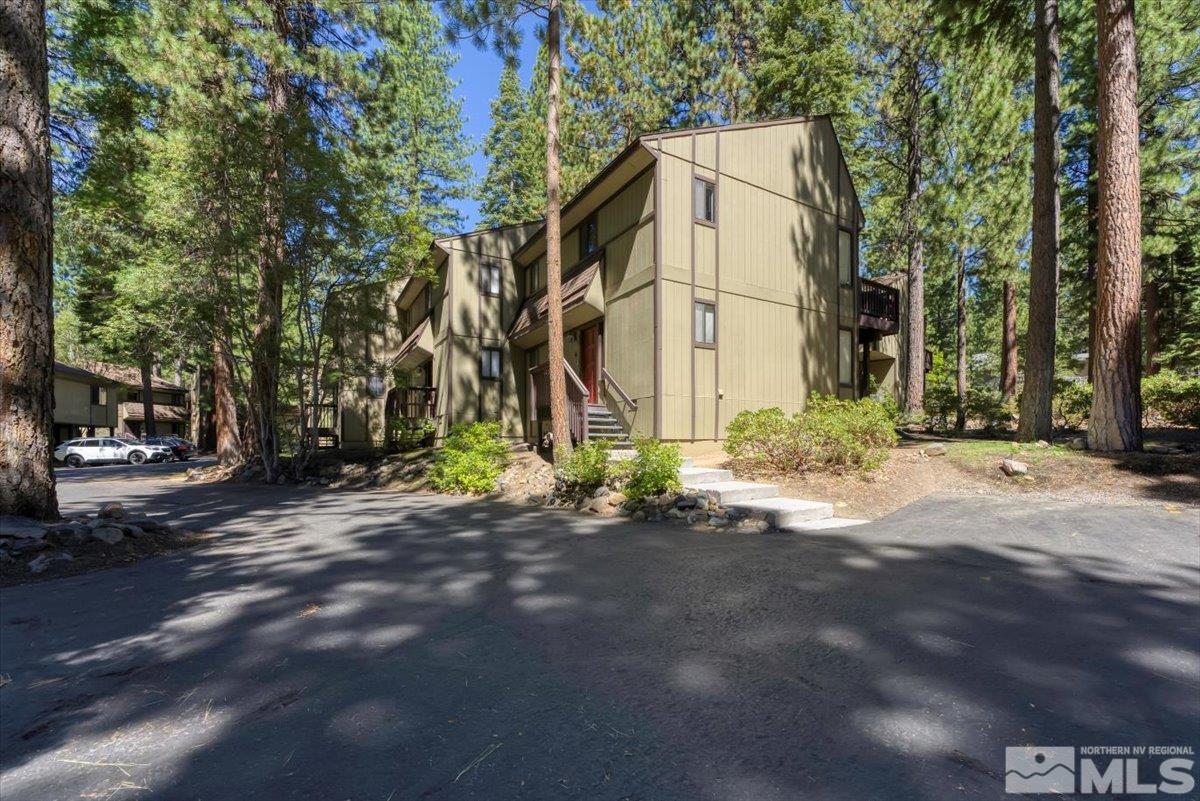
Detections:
[444, 15, 542, 231]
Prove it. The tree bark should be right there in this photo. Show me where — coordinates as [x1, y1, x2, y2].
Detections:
[1017, 0, 1061, 442]
[0, 0, 58, 520]
[1085, 121, 1099, 383]
[1143, 272, 1160, 375]
[194, 364, 214, 452]
[213, 333, 242, 465]
[901, 54, 925, 416]
[250, 1, 289, 481]
[1000, 279, 1019, 402]
[1088, 0, 1142, 451]
[544, 0, 572, 461]
[955, 249, 968, 431]
[139, 355, 158, 438]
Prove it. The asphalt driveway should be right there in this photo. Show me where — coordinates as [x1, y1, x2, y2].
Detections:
[2, 468, 1197, 800]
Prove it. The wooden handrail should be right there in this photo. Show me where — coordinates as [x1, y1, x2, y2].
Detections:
[601, 367, 638, 410]
[561, 359, 589, 400]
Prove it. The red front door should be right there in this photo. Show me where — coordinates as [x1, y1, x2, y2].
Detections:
[580, 325, 599, 403]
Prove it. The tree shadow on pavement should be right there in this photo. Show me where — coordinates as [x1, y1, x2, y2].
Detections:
[1, 482, 1197, 801]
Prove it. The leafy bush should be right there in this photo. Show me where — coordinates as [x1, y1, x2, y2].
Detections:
[1053, 378, 1092, 429]
[724, 407, 805, 472]
[429, 422, 509, 494]
[922, 353, 957, 429]
[558, 440, 611, 492]
[723, 396, 897, 475]
[387, 417, 436, 451]
[802, 395, 898, 474]
[966, 387, 1017, 431]
[1143, 369, 1200, 427]
[621, 437, 682, 500]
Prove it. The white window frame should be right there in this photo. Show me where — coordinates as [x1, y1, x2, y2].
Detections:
[694, 301, 716, 347]
[693, 178, 716, 225]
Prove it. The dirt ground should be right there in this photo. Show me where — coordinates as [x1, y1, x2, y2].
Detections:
[686, 431, 1200, 521]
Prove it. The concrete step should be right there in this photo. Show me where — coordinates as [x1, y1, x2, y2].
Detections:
[687, 480, 779, 504]
[730, 497, 833, 529]
[678, 466, 733, 484]
[784, 517, 870, 532]
[680, 457, 694, 468]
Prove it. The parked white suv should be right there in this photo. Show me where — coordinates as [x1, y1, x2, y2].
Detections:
[54, 438, 173, 467]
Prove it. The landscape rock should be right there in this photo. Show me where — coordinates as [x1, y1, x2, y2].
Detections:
[1035, 440, 1050, 448]
[999, 458, 1028, 477]
[90, 526, 125, 545]
[656, 493, 676, 509]
[606, 492, 627, 507]
[591, 485, 610, 499]
[28, 551, 74, 574]
[737, 519, 771, 534]
[1068, 437, 1087, 451]
[98, 502, 125, 519]
[631, 510, 647, 522]
[1, 516, 47, 540]
[923, 443, 947, 457]
[708, 515, 730, 528]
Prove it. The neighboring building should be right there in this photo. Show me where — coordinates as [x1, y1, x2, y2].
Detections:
[52, 362, 121, 444]
[338, 116, 906, 449]
[56, 362, 192, 439]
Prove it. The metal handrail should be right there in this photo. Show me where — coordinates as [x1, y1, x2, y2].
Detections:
[601, 367, 638, 410]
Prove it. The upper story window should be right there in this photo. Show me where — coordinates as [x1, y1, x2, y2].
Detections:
[693, 178, 716, 225]
[694, 301, 716, 346]
[481, 347, 501, 380]
[580, 214, 599, 257]
[838, 228, 854, 286]
[90, 386, 107, 406]
[526, 262, 543, 295]
[480, 263, 502, 297]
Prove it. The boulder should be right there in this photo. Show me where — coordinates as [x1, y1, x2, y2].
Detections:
[737, 519, 771, 534]
[90, 526, 125, 545]
[656, 493, 675, 509]
[10, 538, 48, 554]
[922, 443, 947, 457]
[1035, 439, 1050, 448]
[708, 515, 731, 528]
[999, 458, 1028, 477]
[1, 516, 47, 540]
[1068, 437, 1087, 451]
[606, 492, 627, 507]
[586, 497, 609, 514]
[665, 508, 687, 520]
[98, 502, 125, 519]
[631, 510, 647, 522]
[591, 485, 610, 499]
[123, 516, 162, 531]
[28, 551, 73, 574]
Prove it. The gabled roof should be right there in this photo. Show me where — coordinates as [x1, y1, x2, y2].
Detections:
[78, 361, 188, 392]
[507, 256, 602, 341]
[54, 361, 117, 385]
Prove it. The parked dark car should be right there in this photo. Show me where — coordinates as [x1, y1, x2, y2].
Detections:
[142, 436, 194, 461]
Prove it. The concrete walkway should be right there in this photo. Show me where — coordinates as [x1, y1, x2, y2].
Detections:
[2, 468, 1197, 800]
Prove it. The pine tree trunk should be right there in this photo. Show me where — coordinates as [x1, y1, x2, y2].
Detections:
[0, 0, 58, 520]
[1143, 273, 1160, 375]
[1000, 280, 1018, 402]
[213, 333, 242, 465]
[1088, 0, 1142, 451]
[194, 364, 214, 452]
[1017, 0, 1061, 442]
[1085, 123, 1099, 383]
[901, 56, 925, 416]
[250, 2, 289, 481]
[544, 0, 572, 461]
[955, 249, 968, 431]
[140, 356, 158, 438]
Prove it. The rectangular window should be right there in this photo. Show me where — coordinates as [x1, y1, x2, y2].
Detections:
[580, 214, 599, 257]
[90, 386, 108, 406]
[481, 347, 501, 380]
[839, 328, 854, 387]
[480, 263, 501, 297]
[694, 301, 716, 346]
[838, 228, 854, 286]
[693, 178, 716, 224]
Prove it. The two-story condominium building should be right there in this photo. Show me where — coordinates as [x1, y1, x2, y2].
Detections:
[337, 116, 905, 450]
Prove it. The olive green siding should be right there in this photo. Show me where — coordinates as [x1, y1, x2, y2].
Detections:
[53, 375, 119, 430]
[648, 117, 863, 441]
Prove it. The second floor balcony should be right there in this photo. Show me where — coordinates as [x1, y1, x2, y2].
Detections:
[859, 278, 901, 335]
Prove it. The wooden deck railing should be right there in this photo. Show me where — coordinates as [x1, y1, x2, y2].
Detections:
[386, 386, 438, 420]
[859, 278, 900, 333]
[529, 360, 589, 445]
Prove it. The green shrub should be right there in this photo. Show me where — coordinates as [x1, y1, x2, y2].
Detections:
[724, 407, 805, 472]
[922, 353, 957, 429]
[801, 395, 899, 474]
[387, 417, 436, 451]
[1053, 378, 1093, 429]
[621, 437, 682, 499]
[966, 387, 1017, 430]
[1143, 369, 1200, 427]
[429, 422, 509, 494]
[723, 396, 897, 476]
[558, 440, 611, 492]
